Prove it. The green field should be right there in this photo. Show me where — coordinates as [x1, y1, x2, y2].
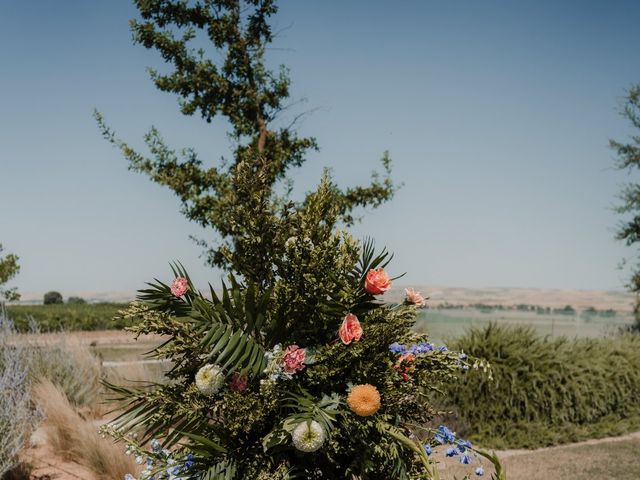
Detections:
[414, 308, 634, 344]
[6, 303, 132, 332]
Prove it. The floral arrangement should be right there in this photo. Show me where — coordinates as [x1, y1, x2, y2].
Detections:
[107, 239, 505, 479]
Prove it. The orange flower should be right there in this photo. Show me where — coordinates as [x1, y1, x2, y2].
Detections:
[339, 313, 363, 345]
[347, 384, 381, 416]
[364, 268, 391, 295]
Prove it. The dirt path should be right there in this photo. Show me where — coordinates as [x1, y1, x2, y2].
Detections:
[497, 430, 640, 458]
[24, 430, 640, 480]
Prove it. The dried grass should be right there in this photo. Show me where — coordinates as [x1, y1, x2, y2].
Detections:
[33, 379, 139, 480]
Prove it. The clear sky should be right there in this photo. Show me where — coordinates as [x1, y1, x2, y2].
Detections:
[2, 0, 640, 296]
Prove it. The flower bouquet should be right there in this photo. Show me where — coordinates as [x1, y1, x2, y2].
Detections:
[107, 240, 505, 479]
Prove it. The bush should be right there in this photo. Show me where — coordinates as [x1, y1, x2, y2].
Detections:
[445, 323, 640, 448]
[67, 296, 87, 305]
[26, 343, 102, 408]
[43, 291, 63, 305]
[0, 310, 39, 477]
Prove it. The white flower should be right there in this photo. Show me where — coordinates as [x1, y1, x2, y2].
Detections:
[285, 236, 298, 249]
[291, 420, 326, 452]
[195, 364, 225, 396]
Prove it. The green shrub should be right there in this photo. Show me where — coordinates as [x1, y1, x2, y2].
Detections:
[6, 303, 132, 332]
[43, 291, 63, 305]
[445, 323, 640, 449]
[66, 296, 87, 305]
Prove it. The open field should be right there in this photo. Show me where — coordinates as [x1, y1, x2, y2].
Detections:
[415, 307, 634, 344]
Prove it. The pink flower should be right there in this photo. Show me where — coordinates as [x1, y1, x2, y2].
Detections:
[282, 345, 306, 374]
[364, 268, 391, 295]
[405, 288, 426, 307]
[230, 372, 248, 393]
[170, 277, 189, 297]
[339, 313, 363, 345]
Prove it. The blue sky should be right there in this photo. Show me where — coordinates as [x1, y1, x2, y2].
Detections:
[2, 1, 640, 295]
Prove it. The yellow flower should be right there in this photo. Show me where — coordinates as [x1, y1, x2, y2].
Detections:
[347, 384, 381, 416]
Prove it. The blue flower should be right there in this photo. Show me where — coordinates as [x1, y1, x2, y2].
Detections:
[445, 447, 459, 457]
[438, 345, 448, 352]
[460, 454, 472, 464]
[150, 439, 162, 453]
[435, 425, 456, 444]
[424, 444, 432, 456]
[415, 342, 434, 354]
[475, 466, 485, 476]
[459, 352, 468, 360]
[388, 342, 406, 354]
[457, 439, 472, 452]
[407, 344, 419, 355]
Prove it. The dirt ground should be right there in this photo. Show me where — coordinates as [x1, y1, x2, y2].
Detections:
[20, 430, 640, 480]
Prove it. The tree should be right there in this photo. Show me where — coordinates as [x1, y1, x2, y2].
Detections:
[67, 296, 87, 305]
[0, 244, 20, 302]
[610, 84, 640, 325]
[43, 291, 63, 305]
[95, 0, 396, 289]
[98, 2, 508, 479]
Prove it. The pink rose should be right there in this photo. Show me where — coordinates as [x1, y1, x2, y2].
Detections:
[405, 288, 426, 307]
[282, 345, 306, 374]
[230, 372, 248, 393]
[364, 268, 391, 295]
[339, 313, 363, 345]
[170, 277, 189, 297]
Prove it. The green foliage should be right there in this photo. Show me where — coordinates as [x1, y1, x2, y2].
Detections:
[6, 303, 132, 332]
[610, 84, 640, 329]
[0, 244, 20, 302]
[445, 323, 640, 449]
[96, 1, 505, 477]
[104, 247, 484, 479]
[43, 291, 63, 305]
[95, 0, 397, 286]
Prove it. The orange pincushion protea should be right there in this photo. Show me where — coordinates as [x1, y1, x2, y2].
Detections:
[347, 384, 381, 416]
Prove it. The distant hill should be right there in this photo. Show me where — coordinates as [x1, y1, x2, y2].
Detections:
[387, 286, 635, 312]
[15, 286, 636, 312]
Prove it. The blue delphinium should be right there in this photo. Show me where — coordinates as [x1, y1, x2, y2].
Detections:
[389, 341, 450, 357]
[434, 425, 456, 444]
[445, 447, 459, 457]
[424, 444, 432, 456]
[475, 466, 485, 476]
[415, 342, 434, 354]
[457, 438, 472, 452]
[150, 439, 162, 453]
[460, 454, 472, 464]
